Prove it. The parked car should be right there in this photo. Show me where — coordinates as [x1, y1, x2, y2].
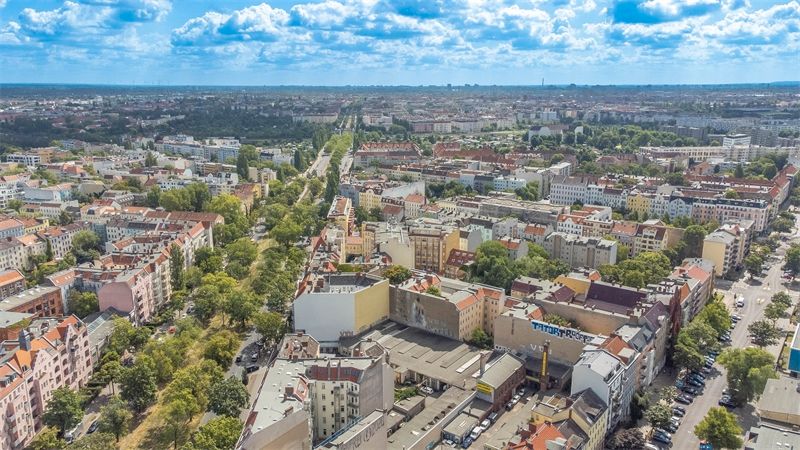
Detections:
[687, 378, 705, 388]
[480, 419, 491, 429]
[652, 433, 672, 445]
[513, 394, 522, 404]
[250, 353, 258, 363]
[675, 394, 693, 404]
[665, 422, 679, 433]
[672, 405, 686, 415]
[689, 371, 706, 380]
[461, 437, 474, 449]
[644, 443, 660, 450]
[488, 412, 499, 424]
[682, 386, 701, 396]
[672, 407, 686, 417]
[420, 386, 434, 395]
[719, 396, 737, 408]
[245, 365, 258, 373]
[654, 429, 672, 438]
[736, 297, 745, 307]
[87, 420, 99, 434]
[469, 426, 483, 440]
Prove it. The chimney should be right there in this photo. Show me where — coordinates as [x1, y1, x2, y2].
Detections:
[19, 329, 31, 351]
[285, 384, 295, 398]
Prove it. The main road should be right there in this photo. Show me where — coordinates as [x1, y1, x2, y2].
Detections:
[670, 236, 794, 449]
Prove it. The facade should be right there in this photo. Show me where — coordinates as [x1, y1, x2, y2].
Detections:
[475, 353, 525, 410]
[0, 270, 26, 299]
[390, 274, 505, 341]
[570, 349, 631, 432]
[0, 286, 63, 319]
[236, 334, 393, 450]
[293, 274, 390, 349]
[0, 316, 92, 450]
[530, 390, 609, 450]
[542, 232, 617, 269]
[408, 222, 459, 273]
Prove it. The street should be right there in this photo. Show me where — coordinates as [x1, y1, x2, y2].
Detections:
[669, 236, 796, 449]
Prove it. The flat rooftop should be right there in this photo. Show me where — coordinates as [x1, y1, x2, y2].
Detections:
[351, 321, 484, 389]
[0, 285, 59, 311]
[387, 387, 473, 449]
[0, 311, 33, 329]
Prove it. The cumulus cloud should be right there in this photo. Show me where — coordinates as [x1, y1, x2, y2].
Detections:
[2, 0, 798, 79]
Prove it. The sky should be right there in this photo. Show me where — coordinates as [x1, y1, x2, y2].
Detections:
[0, 0, 798, 86]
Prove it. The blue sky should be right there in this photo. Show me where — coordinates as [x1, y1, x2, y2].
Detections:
[0, 0, 798, 85]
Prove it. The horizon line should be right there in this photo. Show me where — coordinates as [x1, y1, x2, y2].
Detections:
[1, 81, 799, 89]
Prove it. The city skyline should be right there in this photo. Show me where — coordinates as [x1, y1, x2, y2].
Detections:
[0, 0, 798, 86]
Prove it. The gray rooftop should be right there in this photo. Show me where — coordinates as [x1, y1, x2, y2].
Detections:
[758, 376, 800, 419]
[0, 311, 32, 329]
[479, 353, 524, 390]
[745, 424, 800, 450]
[0, 285, 59, 312]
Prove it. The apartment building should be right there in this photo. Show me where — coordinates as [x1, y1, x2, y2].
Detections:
[542, 232, 617, 269]
[236, 333, 392, 450]
[0, 286, 64, 319]
[0, 315, 92, 450]
[691, 197, 770, 232]
[529, 390, 609, 450]
[0, 270, 26, 299]
[408, 221, 459, 273]
[353, 142, 421, 168]
[293, 274, 390, 350]
[571, 348, 634, 432]
[390, 274, 505, 340]
[327, 196, 354, 235]
[631, 221, 683, 257]
[36, 222, 91, 261]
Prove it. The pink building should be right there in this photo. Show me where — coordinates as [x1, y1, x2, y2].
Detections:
[0, 315, 92, 450]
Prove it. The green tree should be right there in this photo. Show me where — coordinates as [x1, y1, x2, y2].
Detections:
[146, 185, 162, 208]
[68, 290, 99, 318]
[120, 357, 158, 413]
[43, 387, 84, 435]
[222, 290, 259, 328]
[673, 333, 706, 371]
[644, 401, 672, 429]
[236, 152, 250, 181]
[45, 238, 54, 261]
[145, 151, 158, 167]
[717, 347, 776, 405]
[734, 164, 745, 178]
[7, 198, 23, 211]
[208, 377, 250, 417]
[188, 416, 243, 450]
[271, 217, 302, 247]
[425, 285, 442, 296]
[682, 225, 707, 258]
[764, 301, 787, 325]
[162, 389, 199, 449]
[468, 328, 492, 349]
[160, 189, 192, 211]
[694, 407, 743, 449]
[253, 311, 284, 344]
[608, 429, 644, 450]
[696, 297, 732, 337]
[773, 217, 794, 233]
[469, 241, 517, 290]
[542, 314, 573, 328]
[383, 265, 412, 284]
[683, 320, 721, 354]
[772, 291, 793, 308]
[225, 237, 258, 268]
[29, 426, 65, 450]
[170, 244, 185, 292]
[195, 247, 223, 274]
[72, 230, 101, 263]
[747, 320, 781, 348]
[744, 253, 764, 276]
[786, 245, 800, 274]
[98, 395, 132, 442]
[204, 330, 240, 367]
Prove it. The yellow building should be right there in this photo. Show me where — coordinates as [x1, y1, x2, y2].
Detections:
[358, 188, 383, 211]
[554, 270, 601, 296]
[702, 231, 735, 276]
[293, 274, 390, 350]
[408, 222, 459, 273]
[625, 192, 652, 218]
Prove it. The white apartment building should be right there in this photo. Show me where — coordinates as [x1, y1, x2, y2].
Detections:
[571, 349, 633, 432]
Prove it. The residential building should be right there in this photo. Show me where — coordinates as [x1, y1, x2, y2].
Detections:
[408, 221, 459, 273]
[293, 273, 390, 350]
[0, 270, 26, 299]
[390, 274, 506, 341]
[0, 316, 92, 449]
[0, 286, 63, 318]
[570, 349, 632, 432]
[542, 232, 617, 269]
[327, 196, 354, 235]
[354, 142, 421, 168]
[529, 390, 609, 450]
[236, 333, 393, 449]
